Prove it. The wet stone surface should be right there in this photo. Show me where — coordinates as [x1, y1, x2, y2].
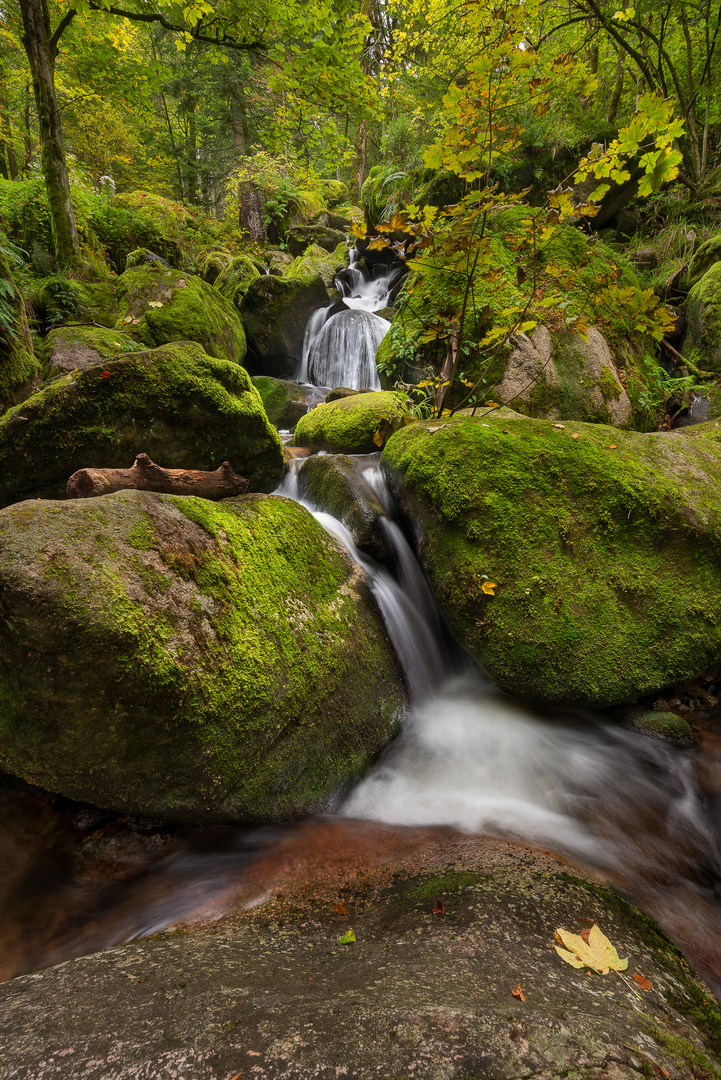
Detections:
[1, 838, 720, 1079]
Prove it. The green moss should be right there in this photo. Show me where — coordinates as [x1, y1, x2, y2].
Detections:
[0, 340, 284, 503]
[213, 254, 260, 305]
[684, 263, 721, 372]
[599, 363, 622, 401]
[382, 414, 721, 707]
[0, 252, 40, 409]
[283, 243, 340, 287]
[114, 264, 246, 364]
[680, 233, 721, 291]
[0, 489, 407, 822]
[294, 392, 410, 454]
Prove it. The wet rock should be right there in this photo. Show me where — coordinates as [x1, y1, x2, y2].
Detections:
[124, 248, 170, 270]
[382, 412, 721, 708]
[0, 839, 718, 1079]
[287, 224, 347, 256]
[297, 453, 389, 560]
[114, 263, 246, 364]
[250, 375, 325, 430]
[240, 275, 329, 379]
[0, 341, 284, 504]
[494, 325, 632, 427]
[295, 391, 410, 454]
[0, 490, 406, 823]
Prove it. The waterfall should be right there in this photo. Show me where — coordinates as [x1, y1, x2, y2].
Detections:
[296, 251, 401, 389]
[307, 310, 389, 391]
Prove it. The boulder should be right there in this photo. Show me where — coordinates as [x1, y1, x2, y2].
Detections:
[265, 249, 293, 276]
[200, 250, 232, 284]
[114, 264, 246, 364]
[0, 252, 40, 411]
[294, 391, 410, 454]
[494, 325, 632, 427]
[680, 232, 721, 291]
[240, 274, 328, 379]
[2, 834, 720, 1079]
[382, 412, 721, 708]
[213, 253, 261, 305]
[287, 224, 347, 256]
[125, 247, 170, 270]
[0, 490, 407, 822]
[683, 263, 721, 371]
[43, 325, 143, 379]
[297, 453, 389, 560]
[0, 341, 284, 505]
[283, 242, 342, 288]
[250, 375, 325, 430]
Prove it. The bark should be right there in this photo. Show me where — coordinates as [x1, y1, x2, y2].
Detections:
[607, 52, 624, 124]
[238, 180, 266, 241]
[67, 454, 249, 500]
[18, 0, 78, 265]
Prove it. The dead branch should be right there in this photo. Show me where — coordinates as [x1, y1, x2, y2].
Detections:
[67, 453, 249, 500]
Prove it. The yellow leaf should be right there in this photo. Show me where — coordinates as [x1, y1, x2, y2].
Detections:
[373, 428, 384, 447]
[554, 925, 628, 974]
[481, 582, 496, 595]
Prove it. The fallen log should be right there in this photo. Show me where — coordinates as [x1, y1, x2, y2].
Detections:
[67, 453, 249, 500]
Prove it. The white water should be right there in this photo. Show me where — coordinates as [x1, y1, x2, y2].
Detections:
[295, 252, 400, 388]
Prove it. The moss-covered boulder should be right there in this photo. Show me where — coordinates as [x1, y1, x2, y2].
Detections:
[0, 489, 406, 822]
[240, 274, 328, 378]
[680, 233, 721, 291]
[0, 251, 40, 411]
[684, 263, 721, 371]
[114, 264, 246, 364]
[294, 392, 410, 454]
[44, 325, 143, 379]
[494, 325, 632, 426]
[201, 250, 232, 284]
[251, 375, 325, 430]
[287, 224, 347, 257]
[0, 341, 284, 504]
[213, 253, 261, 305]
[382, 412, 721, 708]
[297, 453, 389, 561]
[125, 247, 170, 270]
[283, 243, 342, 288]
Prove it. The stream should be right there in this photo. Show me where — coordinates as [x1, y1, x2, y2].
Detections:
[3, 253, 721, 996]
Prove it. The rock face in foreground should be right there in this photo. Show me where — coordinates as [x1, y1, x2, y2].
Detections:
[0, 342, 284, 503]
[382, 413, 721, 708]
[0, 490, 407, 822]
[240, 274, 328, 378]
[1, 834, 719, 1079]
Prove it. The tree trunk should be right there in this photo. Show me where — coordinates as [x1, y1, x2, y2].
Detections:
[18, 0, 78, 265]
[238, 180, 266, 241]
[607, 51, 624, 124]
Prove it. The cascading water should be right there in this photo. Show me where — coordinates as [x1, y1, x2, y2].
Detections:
[295, 253, 402, 390]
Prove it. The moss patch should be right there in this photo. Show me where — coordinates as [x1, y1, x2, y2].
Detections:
[382, 414, 721, 707]
[0, 340, 283, 503]
[294, 392, 410, 454]
[684, 263, 721, 372]
[115, 264, 246, 364]
[0, 489, 406, 822]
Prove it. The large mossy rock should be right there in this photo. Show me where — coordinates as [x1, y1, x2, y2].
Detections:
[114, 264, 246, 364]
[0, 251, 41, 411]
[3, 838, 721, 1078]
[297, 453, 389, 560]
[0, 342, 284, 505]
[240, 274, 328, 378]
[382, 412, 721, 708]
[0, 490, 406, 822]
[294, 391, 409, 454]
[684, 263, 721, 371]
[43, 325, 143, 379]
[494, 325, 632, 427]
[680, 233, 721, 291]
[287, 224, 346, 256]
[283, 242, 343, 288]
[250, 375, 324, 429]
[213, 253, 261, 306]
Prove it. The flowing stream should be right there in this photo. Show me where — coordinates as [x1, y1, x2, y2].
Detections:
[3, 253, 721, 995]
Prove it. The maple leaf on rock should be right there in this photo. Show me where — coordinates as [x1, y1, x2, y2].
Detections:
[554, 924, 628, 974]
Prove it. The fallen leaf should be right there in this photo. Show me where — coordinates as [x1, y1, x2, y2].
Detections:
[554, 924, 628, 974]
[609, 444, 617, 449]
[101, 371, 112, 378]
[632, 973, 652, 990]
[571, 433, 579, 440]
[373, 428, 384, 447]
[433, 899, 446, 915]
[339, 930, 356, 944]
[502, 429, 509, 434]
[481, 582, 497, 595]
[122, 315, 133, 324]
[335, 902, 349, 916]
[553, 423, 565, 429]
[511, 984, 525, 1001]
[148, 300, 163, 308]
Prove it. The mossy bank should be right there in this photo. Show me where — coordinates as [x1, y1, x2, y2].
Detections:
[382, 412, 721, 708]
[0, 489, 407, 822]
